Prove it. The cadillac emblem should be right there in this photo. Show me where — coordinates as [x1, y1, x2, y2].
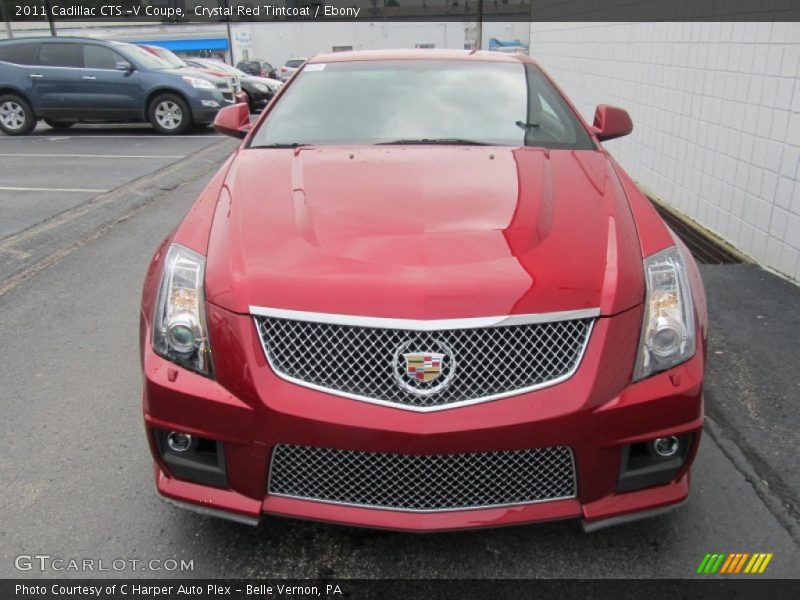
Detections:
[392, 340, 455, 396]
[403, 352, 445, 382]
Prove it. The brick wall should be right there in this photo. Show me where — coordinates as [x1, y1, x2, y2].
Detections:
[530, 22, 800, 281]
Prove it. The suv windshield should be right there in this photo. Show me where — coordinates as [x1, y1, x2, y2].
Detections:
[250, 60, 595, 149]
[116, 43, 172, 70]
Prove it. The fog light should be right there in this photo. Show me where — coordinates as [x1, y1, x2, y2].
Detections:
[201, 100, 220, 108]
[651, 436, 680, 457]
[167, 431, 193, 453]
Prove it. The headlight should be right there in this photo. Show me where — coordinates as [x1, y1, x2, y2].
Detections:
[633, 246, 696, 381]
[152, 244, 213, 377]
[182, 76, 215, 90]
[254, 83, 269, 93]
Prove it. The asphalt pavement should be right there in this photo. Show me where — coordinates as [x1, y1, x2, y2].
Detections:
[0, 127, 799, 579]
[0, 122, 220, 239]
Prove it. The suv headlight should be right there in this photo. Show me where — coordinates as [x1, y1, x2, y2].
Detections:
[633, 246, 696, 381]
[152, 244, 213, 377]
[254, 83, 269, 93]
[182, 76, 215, 90]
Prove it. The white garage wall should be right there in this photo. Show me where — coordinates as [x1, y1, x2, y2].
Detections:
[530, 22, 800, 281]
[232, 22, 469, 68]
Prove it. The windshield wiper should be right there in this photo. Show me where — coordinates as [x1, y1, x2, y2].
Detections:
[250, 142, 310, 149]
[377, 138, 490, 146]
[515, 120, 540, 130]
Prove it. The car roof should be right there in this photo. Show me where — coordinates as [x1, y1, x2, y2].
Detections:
[0, 36, 126, 46]
[308, 49, 531, 64]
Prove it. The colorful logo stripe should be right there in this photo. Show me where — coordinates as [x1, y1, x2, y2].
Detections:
[697, 553, 773, 574]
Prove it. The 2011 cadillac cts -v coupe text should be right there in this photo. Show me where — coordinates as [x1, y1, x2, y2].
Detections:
[140, 50, 707, 532]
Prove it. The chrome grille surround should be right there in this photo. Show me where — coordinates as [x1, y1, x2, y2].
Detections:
[268, 444, 577, 512]
[252, 307, 597, 412]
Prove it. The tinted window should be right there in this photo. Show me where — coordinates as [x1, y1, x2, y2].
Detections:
[0, 42, 38, 65]
[285, 59, 305, 68]
[84, 45, 121, 70]
[250, 60, 595, 150]
[37, 43, 83, 68]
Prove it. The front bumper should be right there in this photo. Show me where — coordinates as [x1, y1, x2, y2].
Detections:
[188, 90, 234, 124]
[142, 304, 704, 532]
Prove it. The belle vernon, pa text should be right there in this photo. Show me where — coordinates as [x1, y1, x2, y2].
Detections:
[15, 584, 344, 597]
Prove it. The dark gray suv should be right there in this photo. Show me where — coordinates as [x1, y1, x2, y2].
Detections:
[0, 37, 235, 135]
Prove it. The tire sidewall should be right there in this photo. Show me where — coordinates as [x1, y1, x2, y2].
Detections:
[148, 93, 192, 135]
[0, 94, 36, 136]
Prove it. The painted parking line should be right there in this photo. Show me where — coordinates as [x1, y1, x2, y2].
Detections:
[0, 186, 109, 193]
[0, 153, 185, 159]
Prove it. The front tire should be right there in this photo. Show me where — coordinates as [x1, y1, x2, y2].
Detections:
[44, 119, 75, 131]
[148, 93, 192, 135]
[0, 94, 36, 136]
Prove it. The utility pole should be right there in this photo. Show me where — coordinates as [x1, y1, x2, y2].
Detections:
[1, 0, 14, 39]
[43, 0, 57, 36]
[223, 0, 234, 64]
[475, 0, 483, 50]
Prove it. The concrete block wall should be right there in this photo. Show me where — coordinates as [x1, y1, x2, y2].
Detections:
[530, 22, 800, 281]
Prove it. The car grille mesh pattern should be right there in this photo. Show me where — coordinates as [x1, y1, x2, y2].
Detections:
[268, 444, 576, 511]
[255, 316, 593, 408]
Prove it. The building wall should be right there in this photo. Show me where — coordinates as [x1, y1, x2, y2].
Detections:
[231, 21, 530, 67]
[530, 22, 800, 281]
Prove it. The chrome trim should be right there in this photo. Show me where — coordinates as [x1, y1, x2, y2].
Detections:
[252, 310, 596, 412]
[268, 492, 577, 514]
[249, 306, 600, 331]
[267, 445, 577, 513]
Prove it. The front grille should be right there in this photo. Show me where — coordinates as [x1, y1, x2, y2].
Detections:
[255, 315, 593, 409]
[268, 444, 576, 511]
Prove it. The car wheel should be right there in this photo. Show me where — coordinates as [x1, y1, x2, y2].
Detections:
[148, 94, 192, 135]
[0, 94, 36, 136]
[44, 119, 75, 131]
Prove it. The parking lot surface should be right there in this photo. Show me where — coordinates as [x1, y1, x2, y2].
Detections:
[0, 129, 799, 579]
[0, 123, 220, 239]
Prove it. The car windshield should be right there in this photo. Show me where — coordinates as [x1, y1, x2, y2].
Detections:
[148, 47, 186, 68]
[116, 43, 172, 70]
[198, 60, 244, 76]
[285, 59, 305, 68]
[250, 60, 595, 149]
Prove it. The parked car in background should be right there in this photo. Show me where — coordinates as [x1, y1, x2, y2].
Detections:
[236, 59, 277, 80]
[141, 50, 708, 531]
[138, 45, 246, 105]
[0, 37, 234, 135]
[185, 58, 282, 112]
[279, 58, 306, 81]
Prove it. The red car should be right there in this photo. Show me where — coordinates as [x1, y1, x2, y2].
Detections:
[141, 50, 707, 532]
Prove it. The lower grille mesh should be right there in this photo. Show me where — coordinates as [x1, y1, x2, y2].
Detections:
[268, 444, 576, 511]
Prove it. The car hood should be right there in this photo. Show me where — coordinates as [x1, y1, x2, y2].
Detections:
[205, 147, 644, 319]
[163, 66, 226, 84]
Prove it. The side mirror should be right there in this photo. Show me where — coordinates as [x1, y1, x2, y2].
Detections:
[115, 60, 133, 72]
[591, 105, 633, 141]
[214, 103, 251, 139]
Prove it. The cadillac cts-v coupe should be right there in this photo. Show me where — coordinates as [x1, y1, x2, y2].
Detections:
[140, 50, 707, 532]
